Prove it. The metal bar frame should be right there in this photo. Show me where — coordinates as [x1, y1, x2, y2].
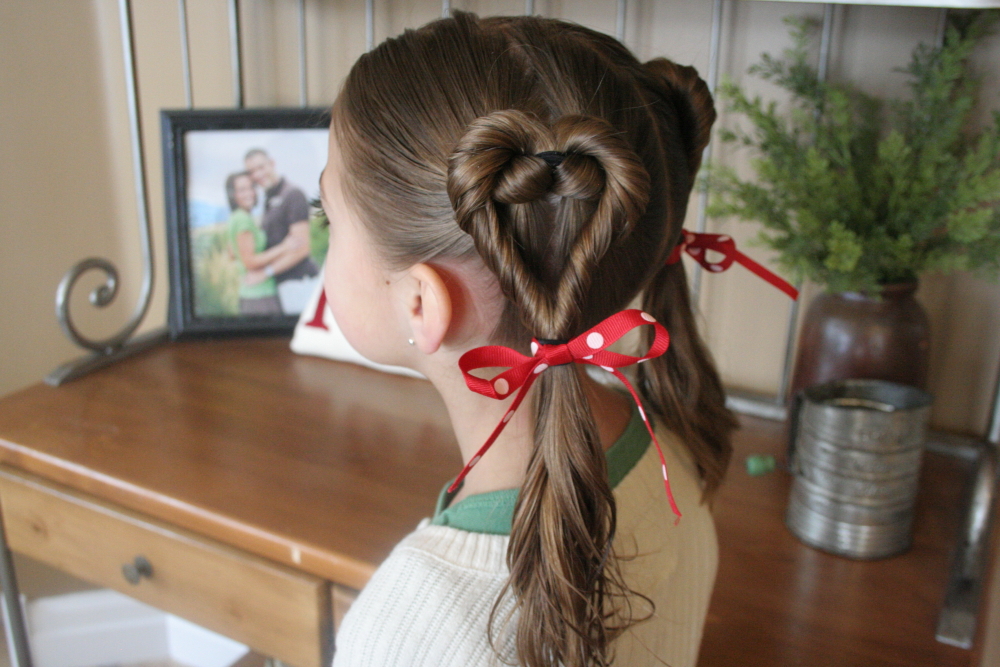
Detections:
[366, 0, 374, 51]
[710, 3, 834, 419]
[936, 194, 999, 649]
[229, 0, 244, 107]
[47, 0, 158, 386]
[689, 0, 725, 304]
[616, 0, 627, 42]
[755, 0, 999, 6]
[178, 0, 192, 108]
[0, 502, 31, 667]
[298, 0, 308, 106]
[770, 4, 835, 408]
[936, 438, 998, 648]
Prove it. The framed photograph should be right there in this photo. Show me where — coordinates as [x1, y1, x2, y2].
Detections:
[162, 108, 330, 338]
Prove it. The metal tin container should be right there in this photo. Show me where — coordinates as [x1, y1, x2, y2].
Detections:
[786, 379, 933, 559]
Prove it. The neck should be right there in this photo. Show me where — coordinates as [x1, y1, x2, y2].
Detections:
[421, 357, 633, 503]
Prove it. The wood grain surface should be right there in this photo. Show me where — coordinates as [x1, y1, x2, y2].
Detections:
[701, 414, 974, 667]
[0, 339, 984, 665]
[0, 338, 461, 590]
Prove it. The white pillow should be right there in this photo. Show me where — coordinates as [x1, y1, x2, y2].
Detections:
[290, 267, 423, 379]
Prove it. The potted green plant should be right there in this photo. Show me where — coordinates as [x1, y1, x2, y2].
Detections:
[706, 12, 1000, 400]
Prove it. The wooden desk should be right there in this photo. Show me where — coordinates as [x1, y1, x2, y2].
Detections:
[0, 338, 462, 667]
[0, 338, 982, 666]
[701, 416, 979, 667]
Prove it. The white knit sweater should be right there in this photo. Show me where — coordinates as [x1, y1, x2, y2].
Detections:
[331, 423, 718, 667]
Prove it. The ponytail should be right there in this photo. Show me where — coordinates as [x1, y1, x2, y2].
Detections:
[507, 365, 626, 666]
[639, 261, 737, 498]
[637, 57, 737, 499]
[449, 109, 653, 666]
[641, 58, 717, 177]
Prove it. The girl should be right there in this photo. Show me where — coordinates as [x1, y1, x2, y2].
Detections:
[319, 11, 738, 667]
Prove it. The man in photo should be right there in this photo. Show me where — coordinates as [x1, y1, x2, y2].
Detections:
[243, 148, 320, 313]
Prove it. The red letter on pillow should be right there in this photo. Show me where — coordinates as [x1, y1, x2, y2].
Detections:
[305, 289, 329, 330]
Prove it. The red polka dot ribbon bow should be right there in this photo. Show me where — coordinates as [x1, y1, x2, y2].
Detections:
[667, 229, 799, 300]
[453, 309, 682, 522]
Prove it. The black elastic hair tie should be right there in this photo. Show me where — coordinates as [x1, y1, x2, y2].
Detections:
[536, 337, 568, 345]
[535, 151, 566, 168]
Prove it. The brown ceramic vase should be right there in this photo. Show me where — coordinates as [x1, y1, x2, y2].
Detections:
[789, 282, 931, 401]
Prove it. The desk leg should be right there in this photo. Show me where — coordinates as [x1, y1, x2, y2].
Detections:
[936, 441, 998, 648]
[0, 507, 32, 667]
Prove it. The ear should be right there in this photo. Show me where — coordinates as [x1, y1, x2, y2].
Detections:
[404, 263, 453, 355]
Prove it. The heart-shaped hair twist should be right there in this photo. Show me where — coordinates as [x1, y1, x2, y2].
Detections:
[447, 111, 555, 207]
[447, 109, 651, 338]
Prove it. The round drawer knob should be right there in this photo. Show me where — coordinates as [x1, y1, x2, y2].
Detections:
[122, 555, 153, 585]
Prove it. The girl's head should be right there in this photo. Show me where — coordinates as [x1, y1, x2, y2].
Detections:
[225, 172, 256, 212]
[323, 11, 736, 666]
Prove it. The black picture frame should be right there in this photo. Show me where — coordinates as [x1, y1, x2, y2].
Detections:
[162, 107, 330, 339]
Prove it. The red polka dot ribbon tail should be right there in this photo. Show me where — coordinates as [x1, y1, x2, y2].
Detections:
[667, 229, 799, 300]
[453, 309, 681, 523]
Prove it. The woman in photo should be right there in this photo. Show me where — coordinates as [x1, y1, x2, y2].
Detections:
[225, 171, 283, 315]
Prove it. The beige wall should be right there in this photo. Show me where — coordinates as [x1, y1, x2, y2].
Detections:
[1, 0, 999, 661]
[1, 1, 130, 393]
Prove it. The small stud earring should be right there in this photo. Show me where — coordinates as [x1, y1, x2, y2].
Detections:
[407, 338, 415, 346]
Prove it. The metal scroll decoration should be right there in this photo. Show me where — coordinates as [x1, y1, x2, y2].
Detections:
[54, 0, 154, 358]
[49, 0, 237, 383]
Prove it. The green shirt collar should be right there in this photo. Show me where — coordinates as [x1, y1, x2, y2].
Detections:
[431, 404, 651, 535]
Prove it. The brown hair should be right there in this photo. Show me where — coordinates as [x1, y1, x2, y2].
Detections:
[332, 12, 737, 666]
[224, 171, 254, 211]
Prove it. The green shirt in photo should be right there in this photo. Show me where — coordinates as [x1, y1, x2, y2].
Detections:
[228, 209, 278, 300]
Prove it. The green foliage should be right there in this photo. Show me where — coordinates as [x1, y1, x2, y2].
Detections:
[309, 209, 329, 268]
[192, 224, 240, 317]
[706, 12, 1000, 294]
[308, 198, 329, 268]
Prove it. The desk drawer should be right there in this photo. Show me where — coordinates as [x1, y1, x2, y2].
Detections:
[0, 469, 332, 667]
